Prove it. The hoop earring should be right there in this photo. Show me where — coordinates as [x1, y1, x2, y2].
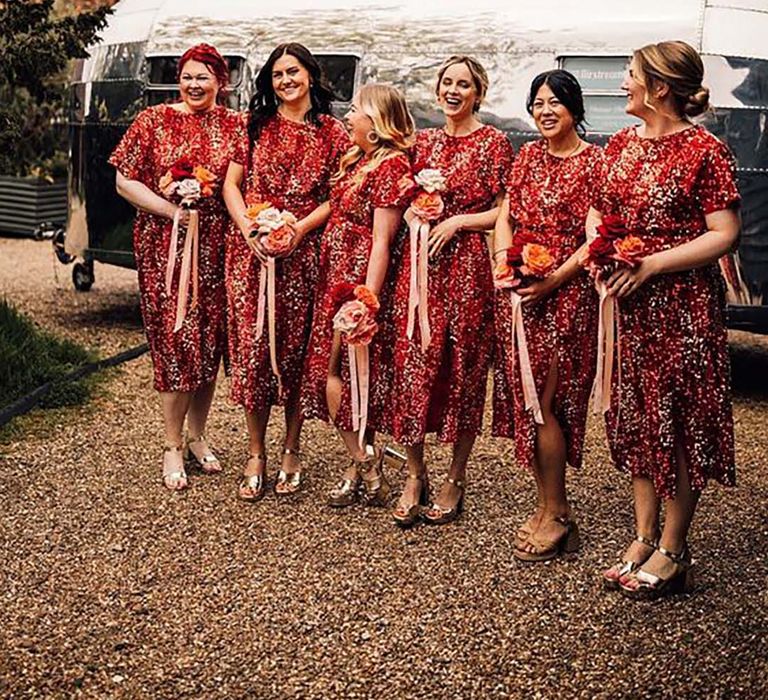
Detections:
[366, 131, 380, 145]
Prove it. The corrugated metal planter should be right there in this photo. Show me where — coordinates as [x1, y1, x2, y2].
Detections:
[0, 176, 68, 235]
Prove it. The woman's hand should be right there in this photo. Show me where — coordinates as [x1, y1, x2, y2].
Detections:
[242, 224, 269, 264]
[428, 215, 465, 258]
[173, 206, 191, 227]
[605, 257, 659, 297]
[518, 274, 560, 304]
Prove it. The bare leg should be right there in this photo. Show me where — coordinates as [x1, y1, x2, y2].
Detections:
[395, 444, 427, 510]
[279, 398, 304, 474]
[159, 390, 192, 489]
[186, 379, 217, 438]
[430, 431, 475, 511]
[245, 406, 270, 466]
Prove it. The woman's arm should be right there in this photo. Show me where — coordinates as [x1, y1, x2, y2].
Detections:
[492, 194, 513, 258]
[428, 192, 505, 258]
[222, 161, 267, 262]
[606, 207, 741, 297]
[115, 171, 186, 224]
[293, 201, 332, 245]
[365, 207, 403, 295]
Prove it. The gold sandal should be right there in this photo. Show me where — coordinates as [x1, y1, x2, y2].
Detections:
[328, 467, 362, 508]
[274, 447, 303, 496]
[619, 545, 694, 600]
[238, 454, 266, 502]
[162, 444, 188, 491]
[184, 434, 222, 474]
[603, 534, 657, 590]
[359, 446, 391, 507]
[392, 473, 430, 528]
[423, 477, 465, 525]
[513, 516, 580, 562]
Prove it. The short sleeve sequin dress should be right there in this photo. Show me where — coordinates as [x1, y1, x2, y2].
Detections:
[595, 125, 740, 498]
[225, 112, 349, 412]
[493, 140, 603, 470]
[109, 104, 243, 392]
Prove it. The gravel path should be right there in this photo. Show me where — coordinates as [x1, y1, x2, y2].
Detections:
[1, 237, 767, 699]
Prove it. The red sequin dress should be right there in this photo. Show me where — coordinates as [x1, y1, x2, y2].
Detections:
[493, 140, 603, 469]
[385, 126, 514, 445]
[226, 113, 349, 411]
[596, 125, 740, 498]
[109, 104, 242, 393]
[302, 153, 414, 431]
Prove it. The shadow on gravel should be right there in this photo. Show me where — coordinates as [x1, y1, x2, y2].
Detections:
[68, 300, 143, 330]
[730, 338, 768, 399]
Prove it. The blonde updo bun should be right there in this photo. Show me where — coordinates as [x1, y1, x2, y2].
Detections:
[684, 86, 711, 117]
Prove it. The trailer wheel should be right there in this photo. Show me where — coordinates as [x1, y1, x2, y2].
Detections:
[72, 262, 94, 292]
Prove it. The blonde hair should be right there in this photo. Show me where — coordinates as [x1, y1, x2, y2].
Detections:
[333, 84, 415, 184]
[634, 40, 710, 118]
[435, 55, 489, 113]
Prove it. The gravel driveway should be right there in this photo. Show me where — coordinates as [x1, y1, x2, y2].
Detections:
[1, 237, 766, 699]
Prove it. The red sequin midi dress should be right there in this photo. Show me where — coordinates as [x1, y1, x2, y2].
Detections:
[109, 104, 242, 392]
[493, 140, 603, 470]
[302, 153, 414, 431]
[595, 125, 740, 498]
[386, 126, 514, 446]
[226, 113, 349, 412]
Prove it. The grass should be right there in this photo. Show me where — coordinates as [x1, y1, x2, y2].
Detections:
[0, 297, 99, 414]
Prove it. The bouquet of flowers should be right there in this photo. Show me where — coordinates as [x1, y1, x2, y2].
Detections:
[159, 157, 216, 206]
[582, 214, 645, 277]
[410, 168, 447, 222]
[494, 232, 556, 289]
[244, 201, 297, 255]
[332, 283, 380, 346]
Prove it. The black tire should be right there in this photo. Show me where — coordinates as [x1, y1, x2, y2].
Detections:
[72, 262, 94, 292]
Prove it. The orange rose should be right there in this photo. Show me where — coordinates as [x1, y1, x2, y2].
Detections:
[261, 224, 295, 255]
[193, 166, 216, 198]
[245, 201, 273, 221]
[521, 243, 555, 278]
[353, 285, 380, 313]
[410, 191, 444, 222]
[493, 262, 521, 289]
[612, 235, 645, 267]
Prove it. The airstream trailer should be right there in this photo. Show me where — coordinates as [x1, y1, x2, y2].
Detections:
[62, 0, 768, 331]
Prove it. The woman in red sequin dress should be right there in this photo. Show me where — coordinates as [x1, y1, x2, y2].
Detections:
[302, 84, 415, 509]
[110, 44, 242, 490]
[493, 71, 602, 560]
[223, 44, 348, 501]
[386, 56, 514, 526]
[593, 43, 740, 599]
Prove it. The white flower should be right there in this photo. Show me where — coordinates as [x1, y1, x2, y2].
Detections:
[414, 168, 446, 193]
[255, 207, 286, 233]
[176, 178, 201, 205]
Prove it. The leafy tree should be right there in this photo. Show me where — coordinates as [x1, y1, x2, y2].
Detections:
[0, 0, 110, 178]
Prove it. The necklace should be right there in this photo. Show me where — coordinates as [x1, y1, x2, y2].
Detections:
[547, 138, 583, 159]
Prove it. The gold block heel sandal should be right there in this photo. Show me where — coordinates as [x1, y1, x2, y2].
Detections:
[274, 447, 303, 496]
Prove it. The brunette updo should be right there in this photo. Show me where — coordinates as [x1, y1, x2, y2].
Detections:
[177, 43, 229, 104]
[633, 40, 710, 117]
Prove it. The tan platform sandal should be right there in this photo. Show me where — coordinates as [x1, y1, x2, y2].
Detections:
[238, 454, 266, 502]
[162, 444, 188, 491]
[184, 434, 222, 474]
[274, 447, 303, 496]
[513, 515, 580, 562]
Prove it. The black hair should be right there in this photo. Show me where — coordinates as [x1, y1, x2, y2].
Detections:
[247, 43, 336, 144]
[526, 70, 587, 135]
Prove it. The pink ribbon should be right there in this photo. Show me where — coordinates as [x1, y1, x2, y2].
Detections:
[509, 291, 543, 425]
[348, 343, 370, 449]
[165, 208, 200, 333]
[406, 216, 432, 351]
[591, 282, 616, 414]
[255, 257, 283, 397]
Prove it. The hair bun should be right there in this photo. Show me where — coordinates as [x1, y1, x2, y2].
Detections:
[684, 86, 710, 117]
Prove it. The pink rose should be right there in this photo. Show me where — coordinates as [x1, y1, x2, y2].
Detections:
[333, 300, 378, 346]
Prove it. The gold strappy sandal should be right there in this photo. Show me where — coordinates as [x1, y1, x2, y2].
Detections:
[274, 447, 303, 496]
[238, 454, 266, 502]
[392, 473, 430, 528]
[619, 544, 694, 600]
[423, 477, 465, 525]
[603, 534, 657, 590]
[162, 444, 188, 491]
[184, 434, 222, 474]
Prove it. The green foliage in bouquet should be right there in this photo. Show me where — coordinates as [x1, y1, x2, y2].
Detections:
[0, 0, 110, 179]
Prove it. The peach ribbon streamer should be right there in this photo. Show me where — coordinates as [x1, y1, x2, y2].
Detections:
[406, 217, 432, 351]
[509, 291, 544, 425]
[255, 258, 284, 397]
[165, 208, 200, 333]
[591, 282, 616, 414]
[348, 343, 370, 450]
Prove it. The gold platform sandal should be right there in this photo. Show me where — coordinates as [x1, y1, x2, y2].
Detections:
[238, 454, 266, 502]
[619, 544, 694, 600]
[513, 516, 580, 562]
[602, 534, 657, 591]
[328, 464, 362, 508]
[184, 434, 222, 474]
[358, 445, 392, 507]
[162, 444, 188, 491]
[423, 477, 465, 525]
[274, 447, 303, 496]
[392, 473, 430, 528]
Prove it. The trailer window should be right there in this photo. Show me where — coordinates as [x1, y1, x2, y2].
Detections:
[146, 56, 245, 88]
[558, 56, 635, 135]
[315, 55, 358, 102]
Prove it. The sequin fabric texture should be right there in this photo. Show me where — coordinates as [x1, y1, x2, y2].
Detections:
[109, 104, 242, 392]
[302, 153, 414, 431]
[493, 140, 603, 470]
[385, 126, 514, 445]
[596, 125, 740, 498]
[226, 113, 349, 411]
